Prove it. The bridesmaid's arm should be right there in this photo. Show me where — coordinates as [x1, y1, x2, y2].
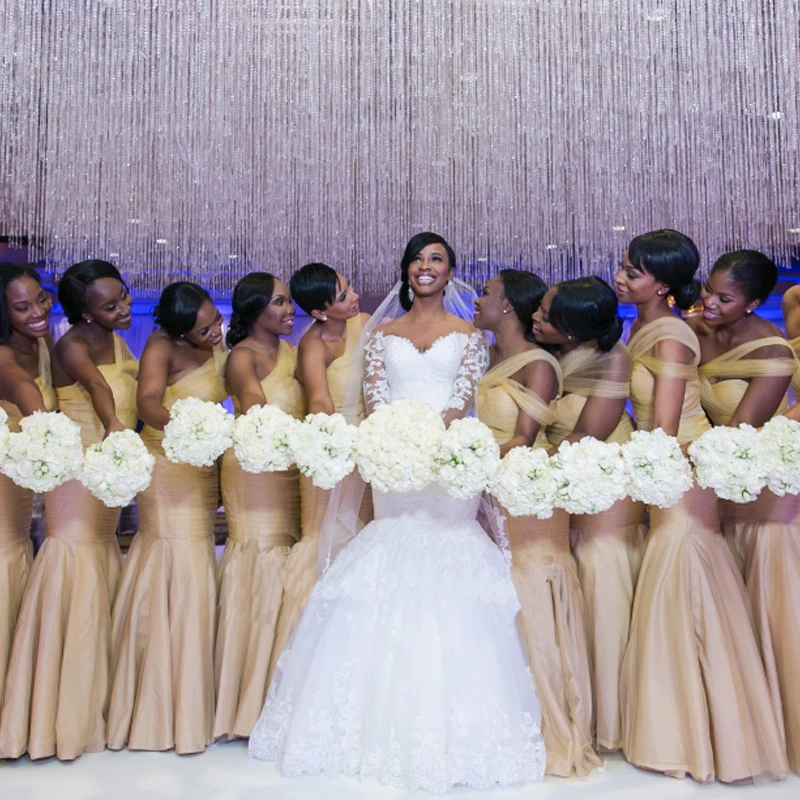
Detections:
[55, 337, 125, 435]
[503, 360, 558, 457]
[0, 345, 48, 415]
[651, 338, 693, 437]
[136, 336, 172, 431]
[297, 337, 334, 415]
[563, 395, 627, 445]
[226, 347, 267, 413]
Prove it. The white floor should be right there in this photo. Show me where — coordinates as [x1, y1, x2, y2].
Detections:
[1, 742, 797, 800]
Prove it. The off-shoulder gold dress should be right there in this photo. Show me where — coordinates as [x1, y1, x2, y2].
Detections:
[267, 315, 373, 683]
[478, 349, 601, 777]
[0, 335, 137, 760]
[0, 340, 57, 725]
[546, 341, 646, 752]
[699, 337, 800, 773]
[214, 340, 306, 740]
[107, 346, 227, 754]
[620, 317, 787, 782]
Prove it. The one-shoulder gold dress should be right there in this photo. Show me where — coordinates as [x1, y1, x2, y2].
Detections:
[267, 315, 373, 683]
[214, 340, 306, 740]
[478, 349, 601, 777]
[0, 340, 57, 726]
[0, 335, 137, 760]
[620, 317, 787, 782]
[699, 336, 800, 773]
[546, 341, 646, 752]
[107, 346, 227, 754]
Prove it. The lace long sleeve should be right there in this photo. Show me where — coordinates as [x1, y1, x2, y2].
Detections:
[444, 331, 490, 415]
[362, 331, 389, 414]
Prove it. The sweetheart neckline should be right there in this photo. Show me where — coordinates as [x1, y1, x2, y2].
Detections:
[377, 330, 471, 355]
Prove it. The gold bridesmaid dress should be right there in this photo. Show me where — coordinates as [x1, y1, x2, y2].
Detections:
[699, 337, 800, 773]
[267, 315, 373, 682]
[620, 317, 787, 782]
[214, 340, 306, 740]
[0, 340, 57, 725]
[0, 335, 137, 760]
[546, 341, 646, 752]
[477, 349, 601, 777]
[107, 346, 227, 754]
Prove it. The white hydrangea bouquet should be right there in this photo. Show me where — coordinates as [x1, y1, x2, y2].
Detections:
[233, 404, 299, 473]
[489, 446, 557, 518]
[81, 429, 155, 507]
[0, 407, 9, 461]
[550, 436, 627, 514]
[1, 410, 83, 492]
[622, 428, 693, 508]
[162, 397, 235, 467]
[356, 399, 445, 493]
[433, 417, 500, 499]
[760, 415, 800, 496]
[688, 424, 768, 503]
[290, 411, 357, 489]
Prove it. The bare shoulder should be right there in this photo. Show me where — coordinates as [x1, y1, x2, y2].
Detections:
[782, 284, 800, 310]
[685, 312, 711, 338]
[444, 313, 476, 335]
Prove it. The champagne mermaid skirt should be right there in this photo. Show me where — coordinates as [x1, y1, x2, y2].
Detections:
[214, 451, 299, 740]
[722, 491, 800, 774]
[506, 507, 600, 777]
[570, 497, 647, 751]
[267, 476, 374, 684]
[0, 480, 121, 760]
[620, 483, 788, 782]
[107, 451, 218, 754]
[0, 475, 33, 718]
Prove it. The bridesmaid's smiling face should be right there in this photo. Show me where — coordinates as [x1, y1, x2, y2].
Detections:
[474, 275, 508, 331]
[700, 268, 759, 328]
[315, 273, 360, 322]
[255, 279, 295, 337]
[83, 277, 133, 330]
[532, 287, 569, 346]
[5, 276, 52, 340]
[184, 299, 223, 348]
[613, 250, 668, 307]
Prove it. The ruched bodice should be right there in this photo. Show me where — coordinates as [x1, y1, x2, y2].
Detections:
[0, 339, 57, 430]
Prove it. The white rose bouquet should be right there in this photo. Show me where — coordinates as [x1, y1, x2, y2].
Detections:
[290, 412, 357, 490]
[489, 446, 556, 518]
[356, 399, 445, 493]
[162, 397, 234, 467]
[80, 429, 155, 507]
[688, 424, 768, 503]
[1, 410, 83, 492]
[0, 407, 9, 461]
[550, 436, 627, 514]
[760, 415, 800, 496]
[622, 428, 693, 508]
[433, 417, 500, 499]
[233, 404, 299, 473]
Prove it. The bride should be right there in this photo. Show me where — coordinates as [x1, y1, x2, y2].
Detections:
[248, 232, 546, 793]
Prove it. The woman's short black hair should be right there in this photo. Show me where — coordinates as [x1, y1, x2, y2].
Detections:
[57, 259, 127, 325]
[399, 232, 456, 312]
[498, 268, 547, 343]
[548, 276, 623, 352]
[289, 263, 338, 316]
[227, 272, 276, 348]
[0, 262, 43, 343]
[153, 281, 211, 337]
[628, 228, 701, 310]
[710, 249, 777, 304]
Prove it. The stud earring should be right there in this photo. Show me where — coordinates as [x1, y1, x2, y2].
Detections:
[502, 308, 509, 314]
[320, 315, 328, 322]
[657, 290, 665, 296]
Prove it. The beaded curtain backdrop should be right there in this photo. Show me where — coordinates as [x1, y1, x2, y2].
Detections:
[0, 1, 798, 296]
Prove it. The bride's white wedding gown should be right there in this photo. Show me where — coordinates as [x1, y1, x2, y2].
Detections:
[248, 330, 546, 793]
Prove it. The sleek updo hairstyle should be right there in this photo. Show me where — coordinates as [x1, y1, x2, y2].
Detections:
[57, 259, 127, 325]
[399, 232, 456, 312]
[628, 229, 701, 310]
[549, 276, 624, 352]
[0, 262, 43, 343]
[289, 263, 337, 316]
[498, 268, 547, 342]
[227, 272, 276, 348]
[710, 249, 777, 305]
[153, 281, 211, 338]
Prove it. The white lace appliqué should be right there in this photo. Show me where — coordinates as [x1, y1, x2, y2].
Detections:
[444, 331, 489, 413]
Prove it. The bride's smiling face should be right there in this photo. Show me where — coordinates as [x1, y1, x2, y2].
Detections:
[407, 244, 453, 298]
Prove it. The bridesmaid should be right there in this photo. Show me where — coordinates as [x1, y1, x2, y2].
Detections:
[616, 230, 787, 782]
[0, 265, 56, 722]
[267, 263, 371, 681]
[693, 250, 799, 773]
[475, 269, 601, 777]
[532, 277, 647, 753]
[107, 281, 226, 754]
[781, 282, 800, 345]
[214, 273, 306, 740]
[0, 260, 138, 761]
